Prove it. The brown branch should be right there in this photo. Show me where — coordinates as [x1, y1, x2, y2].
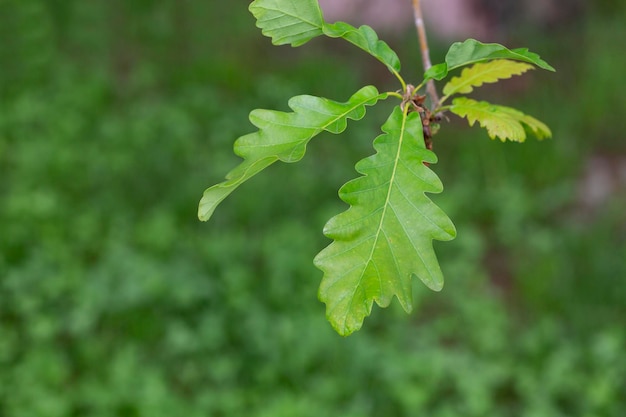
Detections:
[411, 0, 439, 106]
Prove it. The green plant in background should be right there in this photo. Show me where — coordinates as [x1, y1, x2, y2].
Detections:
[199, 0, 554, 335]
[2, 1, 626, 415]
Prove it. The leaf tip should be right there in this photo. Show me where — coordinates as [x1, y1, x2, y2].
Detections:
[419, 274, 444, 292]
[332, 320, 362, 337]
[197, 197, 217, 222]
[322, 302, 366, 337]
[532, 61, 556, 73]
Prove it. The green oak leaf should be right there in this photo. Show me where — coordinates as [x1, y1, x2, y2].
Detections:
[449, 97, 552, 142]
[198, 86, 386, 221]
[249, 0, 324, 47]
[315, 106, 457, 336]
[322, 22, 401, 73]
[425, 39, 555, 81]
[248, 0, 402, 77]
[442, 59, 534, 98]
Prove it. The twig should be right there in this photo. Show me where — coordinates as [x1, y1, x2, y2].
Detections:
[411, 0, 439, 106]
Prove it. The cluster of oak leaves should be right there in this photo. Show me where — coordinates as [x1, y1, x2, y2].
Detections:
[198, 0, 554, 336]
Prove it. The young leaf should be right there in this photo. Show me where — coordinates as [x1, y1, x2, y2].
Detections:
[322, 22, 401, 73]
[425, 39, 555, 81]
[198, 86, 386, 221]
[249, 0, 324, 47]
[314, 106, 456, 336]
[449, 97, 552, 142]
[442, 59, 534, 98]
[496, 105, 553, 140]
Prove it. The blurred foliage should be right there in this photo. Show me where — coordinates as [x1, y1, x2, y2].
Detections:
[0, 0, 625, 416]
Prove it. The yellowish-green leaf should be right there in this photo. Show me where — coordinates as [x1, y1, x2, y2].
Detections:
[449, 97, 552, 142]
[442, 59, 534, 97]
[496, 106, 552, 140]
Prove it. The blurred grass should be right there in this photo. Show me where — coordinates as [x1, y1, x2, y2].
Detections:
[0, 1, 625, 416]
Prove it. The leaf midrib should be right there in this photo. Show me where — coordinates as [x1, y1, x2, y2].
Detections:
[285, 94, 385, 160]
[367, 108, 409, 265]
[342, 107, 410, 327]
[452, 100, 525, 140]
[237, 92, 383, 160]
[446, 66, 500, 96]
[445, 61, 531, 96]
[257, 3, 323, 31]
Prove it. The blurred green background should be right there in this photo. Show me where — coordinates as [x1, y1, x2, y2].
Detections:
[1, 1, 624, 416]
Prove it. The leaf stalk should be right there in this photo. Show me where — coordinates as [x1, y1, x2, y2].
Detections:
[393, 69, 408, 92]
